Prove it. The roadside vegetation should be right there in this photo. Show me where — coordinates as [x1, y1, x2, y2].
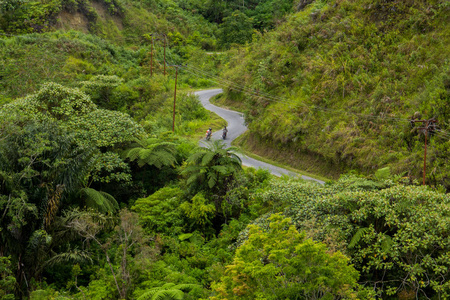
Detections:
[220, 0, 450, 188]
[1, 0, 450, 299]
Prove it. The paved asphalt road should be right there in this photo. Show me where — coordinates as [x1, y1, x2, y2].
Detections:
[195, 89, 325, 184]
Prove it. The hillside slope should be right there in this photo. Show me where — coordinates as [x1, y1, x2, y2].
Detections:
[0, 0, 217, 47]
[220, 0, 450, 187]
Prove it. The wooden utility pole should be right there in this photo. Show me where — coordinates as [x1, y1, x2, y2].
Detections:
[411, 118, 438, 185]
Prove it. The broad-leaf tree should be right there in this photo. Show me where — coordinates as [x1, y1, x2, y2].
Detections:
[211, 213, 360, 299]
[261, 176, 450, 298]
[0, 83, 144, 295]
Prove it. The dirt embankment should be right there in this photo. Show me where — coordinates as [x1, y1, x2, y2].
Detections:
[56, 2, 123, 32]
[56, 11, 89, 32]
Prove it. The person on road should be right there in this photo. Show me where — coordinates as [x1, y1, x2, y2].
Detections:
[205, 128, 212, 140]
[222, 126, 228, 139]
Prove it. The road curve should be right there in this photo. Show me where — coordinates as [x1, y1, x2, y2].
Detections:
[195, 89, 325, 184]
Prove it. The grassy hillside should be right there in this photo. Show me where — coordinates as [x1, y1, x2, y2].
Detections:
[0, 0, 217, 46]
[220, 0, 450, 187]
[0, 30, 225, 138]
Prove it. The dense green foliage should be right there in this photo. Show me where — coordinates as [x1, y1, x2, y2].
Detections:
[221, 0, 450, 187]
[180, 0, 295, 48]
[211, 213, 361, 300]
[2, 81, 450, 299]
[258, 176, 450, 298]
[2, 0, 450, 299]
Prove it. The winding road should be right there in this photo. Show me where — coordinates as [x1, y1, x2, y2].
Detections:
[195, 89, 325, 184]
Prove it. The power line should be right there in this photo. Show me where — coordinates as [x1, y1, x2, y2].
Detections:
[185, 64, 410, 123]
[183, 64, 412, 125]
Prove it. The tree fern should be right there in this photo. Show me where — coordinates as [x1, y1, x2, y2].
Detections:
[161, 283, 176, 289]
[181, 140, 242, 190]
[201, 151, 215, 166]
[136, 283, 200, 300]
[80, 187, 119, 213]
[45, 249, 93, 267]
[154, 290, 183, 300]
[137, 288, 183, 300]
[211, 165, 229, 175]
[349, 227, 393, 253]
[122, 138, 177, 168]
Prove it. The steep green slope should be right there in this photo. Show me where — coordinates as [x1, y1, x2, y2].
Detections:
[0, 0, 217, 47]
[0, 31, 140, 100]
[221, 0, 450, 186]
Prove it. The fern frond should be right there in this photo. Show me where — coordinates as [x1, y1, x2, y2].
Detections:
[201, 152, 215, 166]
[207, 172, 217, 189]
[186, 172, 202, 187]
[45, 249, 92, 267]
[187, 151, 206, 164]
[124, 148, 142, 162]
[136, 288, 160, 300]
[374, 167, 391, 180]
[81, 188, 118, 213]
[153, 290, 184, 300]
[139, 148, 153, 161]
[161, 283, 176, 289]
[100, 191, 119, 210]
[123, 142, 176, 169]
[348, 227, 370, 249]
[173, 284, 200, 292]
[211, 165, 229, 175]
[137, 287, 184, 300]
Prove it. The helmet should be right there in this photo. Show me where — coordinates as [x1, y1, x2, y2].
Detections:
[209, 128, 212, 130]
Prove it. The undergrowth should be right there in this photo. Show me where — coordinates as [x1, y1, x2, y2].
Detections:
[221, 0, 450, 188]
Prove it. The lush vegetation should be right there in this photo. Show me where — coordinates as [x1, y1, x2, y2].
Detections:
[220, 0, 450, 188]
[2, 0, 450, 299]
